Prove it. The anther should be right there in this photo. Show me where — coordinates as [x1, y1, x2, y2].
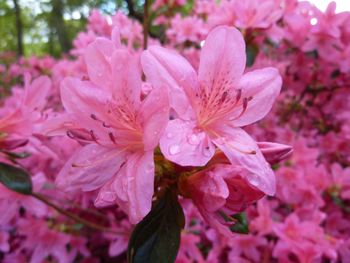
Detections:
[236, 89, 242, 102]
[66, 131, 75, 139]
[109, 132, 117, 144]
[90, 114, 98, 120]
[90, 130, 98, 142]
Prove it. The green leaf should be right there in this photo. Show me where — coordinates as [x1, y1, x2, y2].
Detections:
[1, 150, 31, 159]
[230, 213, 249, 234]
[0, 162, 32, 195]
[127, 189, 185, 263]
[219, 211, 249, 234]
[246, 44, 259, 67]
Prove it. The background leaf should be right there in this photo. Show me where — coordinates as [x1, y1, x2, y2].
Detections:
[0, 162, 32, 195]
[127, 188, 185, 263]
[230, 213, 249, 234]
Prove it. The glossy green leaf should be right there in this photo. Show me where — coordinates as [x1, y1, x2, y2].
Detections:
[246, 44, 259, 67]
[127, 189, 185, 263]
[230, 213, 249, 234]
[0, 162, 32, 195]
[219, 211, 249, 234]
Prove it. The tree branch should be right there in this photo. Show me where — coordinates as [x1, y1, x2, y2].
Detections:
[125, 0, 143, 23]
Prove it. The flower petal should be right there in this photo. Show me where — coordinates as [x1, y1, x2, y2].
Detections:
[56, 144, 126, 192]
[84, 38, 114, 89]
[160, 119, 215, 166]
[198, 26, 246, 93]
[111, 50, 142, 106]
[139, 86, 169, 151]
[24, 75, 51, 110]
[212, 127, 275, 195]
[141, 46, 197, 117]
[187, 169, 229, 212]
[96, 151, 155, 224]
[228, 67, 282, 127]
[60, 77, 110, 117]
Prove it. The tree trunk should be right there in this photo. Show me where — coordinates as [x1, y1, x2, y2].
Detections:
[51, 0, 71, 53]
[13, 0, 23, 57]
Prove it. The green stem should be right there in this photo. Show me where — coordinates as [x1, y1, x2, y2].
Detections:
[143, 0, 150, 50]
[31, 192, 127, 235]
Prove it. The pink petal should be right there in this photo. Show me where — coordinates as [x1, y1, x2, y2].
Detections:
[212, 127, 275, 195]
[190, 170, 229, 212]
[198, 26, 246, 92]
[84, 38, 114, 89]
[141, 46, 197, 117]
[56, 144, 126, 192]
[160, 119, 215, 166]
[224, 176, 264, 212]
[111, 50, 142, 106]
[111, 27, 122, 48]
[60, 77, 111, 134]
[138, 86, 169, 151]
[96, 151, 155, 224]
[109, 238, 128, 257]
[229, 68, 282, 127]
[258, 141, 293, 164]
[24, 75, 51, 110]
[61, 77, 110, 114]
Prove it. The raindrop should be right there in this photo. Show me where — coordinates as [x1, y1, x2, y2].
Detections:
[166, 132, 173, 139]
[203, 146, 212, 157]
[247, 174, 260, 187]
[169, 144, 181, 155]
[187, 133, 200, 145]
[216, 137, 226, 145]
[146, 163, 154, 173]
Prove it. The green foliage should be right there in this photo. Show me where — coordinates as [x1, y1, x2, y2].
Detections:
[246, 43, 259, 67]
[127, 188, 185, 263]
[219, 211, 249, 234]
[0, 162, 33, 195]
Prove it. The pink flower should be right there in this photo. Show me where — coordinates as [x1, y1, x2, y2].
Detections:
[177, 233, 204, 263]
[18, 218, 71, 263]
[0, 74, 50, 151]
[142, 26, 282, 195]
[167, 14, 208, 44]
[55, 28, 169, 224]
[0, 231, 9, 253]
[180, 164, 264, 237]
[233, 0, 283, 29]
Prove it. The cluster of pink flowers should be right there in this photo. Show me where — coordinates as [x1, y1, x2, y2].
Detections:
[0, 1, 350, 262]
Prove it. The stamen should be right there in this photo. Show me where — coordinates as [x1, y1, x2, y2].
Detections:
[109, 132, 117, 144]
[236, 89, 242, 103]
[67, 129, 92, 141]
[103, 122, 111, 128]
[90, 114, 98, 120]
[90, 130, 98, 142]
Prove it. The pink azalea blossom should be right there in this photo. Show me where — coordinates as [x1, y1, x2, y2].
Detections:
[142, 26, 282, 195]
[181, 164, 264, 237]
[55, 28, 169, 224]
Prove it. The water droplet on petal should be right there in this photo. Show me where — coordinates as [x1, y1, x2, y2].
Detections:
[146, 163, 154, 173]
[203, 146, 212, 157]
[216, 137, 226, 145]
[169, 145, 181, 155]
[187, 133, 200, 145]
[247, 174, 260, 187]
[166, 133, 173, 139]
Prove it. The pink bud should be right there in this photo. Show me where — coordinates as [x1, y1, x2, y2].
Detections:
[258, 142, 293, 164]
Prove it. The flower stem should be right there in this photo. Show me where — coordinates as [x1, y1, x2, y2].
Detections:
[143, 0, 150, 50]
[31, 192, 126, 235]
